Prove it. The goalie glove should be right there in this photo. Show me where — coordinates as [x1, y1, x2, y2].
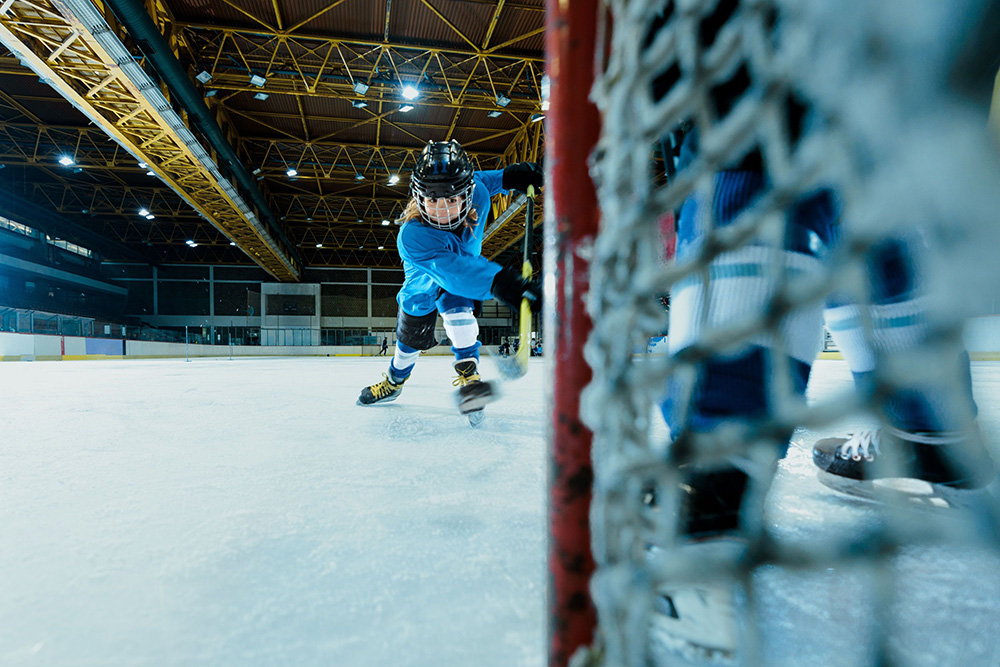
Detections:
[491, 266, 542, 313]
[502, 162, 544, 193]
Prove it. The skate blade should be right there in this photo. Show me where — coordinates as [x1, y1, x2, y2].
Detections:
[467, 410, 486, 428]
[816, 469, 991, 511]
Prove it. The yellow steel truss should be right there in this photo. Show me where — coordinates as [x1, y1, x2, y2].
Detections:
[0, 0, 300, 280]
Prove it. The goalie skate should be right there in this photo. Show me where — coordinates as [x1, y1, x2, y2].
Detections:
[812, 428, 997, 510]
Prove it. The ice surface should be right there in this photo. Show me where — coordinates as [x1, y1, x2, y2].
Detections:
[2, 357, 999, 666]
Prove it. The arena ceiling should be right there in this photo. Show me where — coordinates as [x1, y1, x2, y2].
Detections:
[0, 0, 546, 279]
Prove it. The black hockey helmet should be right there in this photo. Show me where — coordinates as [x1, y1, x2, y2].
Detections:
[410, 140, 475, 230]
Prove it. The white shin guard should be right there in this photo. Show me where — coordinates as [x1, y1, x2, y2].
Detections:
[441, 308, 479, 350]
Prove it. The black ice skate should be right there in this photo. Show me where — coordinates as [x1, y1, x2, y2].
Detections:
[812, 427, 996, 508]
[357, 372, 407, 405]
[452, 359, 497, 427]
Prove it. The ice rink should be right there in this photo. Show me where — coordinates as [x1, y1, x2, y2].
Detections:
[2, 356, 1000, 666]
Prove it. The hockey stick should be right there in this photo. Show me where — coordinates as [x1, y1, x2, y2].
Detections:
[493, 184, 536, 380]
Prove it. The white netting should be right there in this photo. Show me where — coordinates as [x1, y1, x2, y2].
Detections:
[580, 0, 1000, 665]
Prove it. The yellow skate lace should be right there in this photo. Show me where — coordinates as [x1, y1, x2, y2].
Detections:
[452, 371, 481, 387]
[370, 373, 401, 399]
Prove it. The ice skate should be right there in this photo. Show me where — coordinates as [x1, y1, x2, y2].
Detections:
[357, 372, 407, 405]
[812, 427, 996, 509]
[650, 581, 739, 663]
[452, 359, 497, 426]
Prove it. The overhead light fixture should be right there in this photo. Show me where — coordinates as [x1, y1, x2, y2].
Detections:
[138, 162, 147, 168]
[378, 245, 385, 250]
[381, 219, 390, 226]
[356, 218, 363, 223]
[72, 167, 83, 174]
[58, 156, 74, 166]
[230, 241, 236, 246]
[351, 99, 367, 109]
[205, 89, 218, 98]
[496, 94, 511, 107]
[387, 174, 400, 185]
[253, 92, 269, 101]
[286, 168, 298, 177]
[186, 239, 198, 247]
[138, 208, 150, 216]
[402, 85, 419, 100]
[398, 104, 414, 112]
[353, 81, 369, 95]
[195, 70, 212, 84]
[541, 100, 550, 111]
[146, 170, 155, 176]
[306, 217, 312, 222]
[145, 214, 155, 220]
[354, 173, 365, 181]
[358, 245, 363, 250]
[315, 243, 323, 248]
[249, 74, 266, 87]
[81, 208, 88, 213]
[487, 110, 502, 118]
[252, 168, 262, 175]
[530, 113, 545, 123]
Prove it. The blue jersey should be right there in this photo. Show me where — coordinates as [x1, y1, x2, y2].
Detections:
[396, 169, 507, 315]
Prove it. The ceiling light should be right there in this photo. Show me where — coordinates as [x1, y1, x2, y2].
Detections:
[195, 70, 212, 84]
[381, 219, 390, 226]
[185, 239, 196, 246]
[252, 168, 261, 175]
[253, 92, 269, 101]
[315, 243, 323, 248]
[145, 214, 155, 220]
[249, 74, 266, 87]
[351, 99, 367, 109]
[58, 156, 74, 166]
[205, 89, 218, 98]
[138, 162, 147, 168]
[541, 100, 550, 111]
[355, 173, 365, 181]
[230, 241, 236, 246]
[286, 168, 298, 177]
[530, 113, 545, 123]
[402, 85, 419, 100]
[146, 170, 155, 176]
[378, 245, 385, 250]
[358, 245, 363, 250]
[487, 110, 502, 118]
[72, 167, 83, 174]
[353, 81, 369, 95]
[387, 174, 400, 185]
[496, 94, 511, 107]
[398, 104, 414, 112]
[138, 208, 150, 216]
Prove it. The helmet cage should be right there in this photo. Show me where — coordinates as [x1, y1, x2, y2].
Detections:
[410, 140, 476, 230]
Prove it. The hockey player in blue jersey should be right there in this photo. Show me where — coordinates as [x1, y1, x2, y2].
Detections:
[356, 140, 542, 424]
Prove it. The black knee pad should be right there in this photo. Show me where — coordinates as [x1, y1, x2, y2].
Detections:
[396, 310, 439, 351]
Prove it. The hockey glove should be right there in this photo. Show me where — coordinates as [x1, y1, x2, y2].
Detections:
[491, 266, 542, 313]
[502, 162, 544, 193]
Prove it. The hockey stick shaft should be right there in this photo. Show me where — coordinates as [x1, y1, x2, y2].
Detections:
[514, 186, 535, 371]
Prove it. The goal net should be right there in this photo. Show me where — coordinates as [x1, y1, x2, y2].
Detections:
[548, 0, 1000, 665]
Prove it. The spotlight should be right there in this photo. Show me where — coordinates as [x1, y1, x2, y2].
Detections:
[315, 243, 323, 248]
[387, 174, 400, 185]
[145, 214, 155, 220]
[146, 170, 155, 176]
[138, 208, 149, 216]
[398, 104, 414, 112]
[401, 85, 419, 100]
[496, 94, 511, 107]
[381, 220, 390, 226]
[487, 110, 502, 118]
[355, 173, 365, 181]
[353, 81, 369, 95]
[253, 92, 269, 101]
[195, 70, 212, 84]
[58, 156, 74, 166]
[205, 89, 218, 98]
[138, 162, 147, 168]
[378, 245, 385, 250]
[230, 241, 236, 246]
[351, 100, 367, 109]
[249, 74, 266, 87]
[530, 113, 545, 123]
[286, 168, 298, 178]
